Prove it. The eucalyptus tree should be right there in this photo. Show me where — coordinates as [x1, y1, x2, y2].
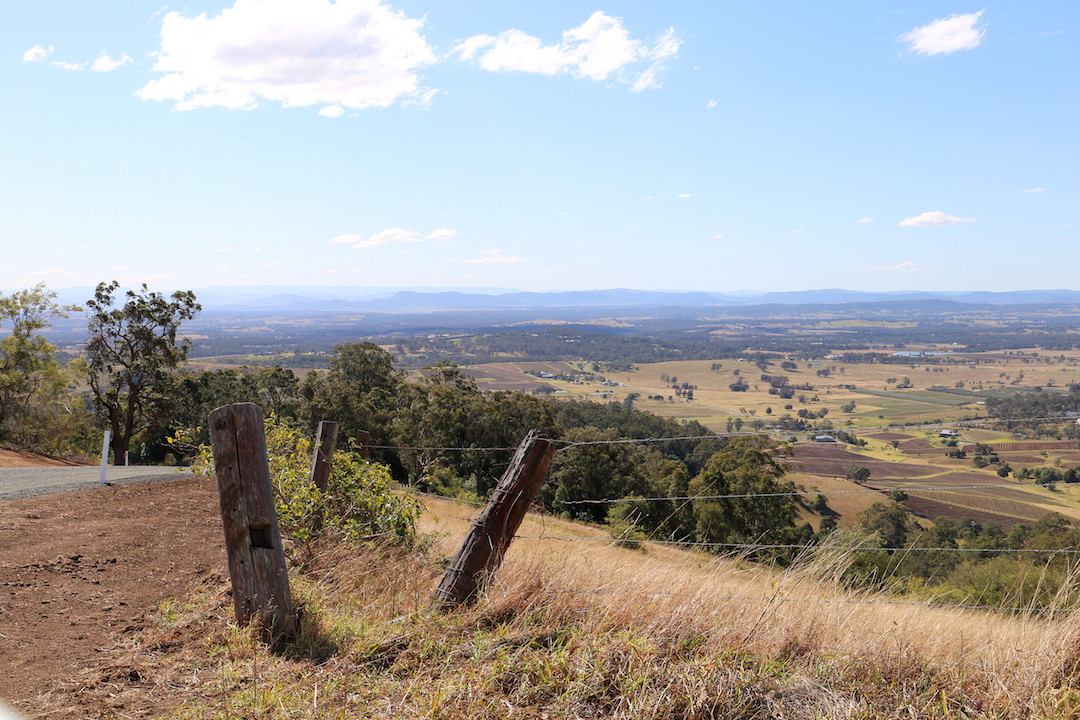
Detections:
[85, 281, 200, 464]
[0, 283, 78, 446]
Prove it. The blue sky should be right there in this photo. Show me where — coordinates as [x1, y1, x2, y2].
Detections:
[2, 1, 1076, 293]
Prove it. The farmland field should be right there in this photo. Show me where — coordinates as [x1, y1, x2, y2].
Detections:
[785, 441, 1080, 528]
[459, 349, 1080, 433]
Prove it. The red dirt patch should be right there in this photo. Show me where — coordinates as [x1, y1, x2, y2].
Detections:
[999, 455, 1046, 465]
[862, 432, 916, 441]
[0, 449, 86, 468]
[990, 441, 1079, 452]
[788, 445, 940, 479]
[0, 476, 226, 718]
[901, 494, 1033, 530]
[897, 439, 949, 455]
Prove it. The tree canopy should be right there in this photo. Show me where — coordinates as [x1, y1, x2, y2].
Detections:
[85, 282, 201, 463]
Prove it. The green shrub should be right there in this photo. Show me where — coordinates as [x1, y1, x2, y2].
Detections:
[187, 415, 420, 549]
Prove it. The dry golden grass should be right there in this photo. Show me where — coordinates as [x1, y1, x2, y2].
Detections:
[101, 496, 1080, 719]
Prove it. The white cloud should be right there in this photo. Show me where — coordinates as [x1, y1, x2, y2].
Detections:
[858, 217, 875, 224]
[358, 227, 422, 247]
[865, 260, 928, 273]
[706, 98, 718, 109]
[332, 226, 455, 248]
[454, 12, 680, 91]
[319, 105, 345, 118]
[138, 0, 437, 113]
[1019, 187, 1046, 193]
[677, 193, 691, 199]
[23, 45, 125, 72]
[331, 234, 363, 244]
[22, 45, 53, 63]
[898, 210, 979, 227]
[900, 11, 986, 56]
[425, 228, 458, 241]
[710, 234, 724, 239]
[92, 52, 132, 72]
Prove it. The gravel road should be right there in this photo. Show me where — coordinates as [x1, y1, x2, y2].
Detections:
[0, 466, 193, 502]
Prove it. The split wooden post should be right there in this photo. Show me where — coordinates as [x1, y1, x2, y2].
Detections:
[309, 420, 339, 491]
[209, 402, 296, 646]
[356, 430, 371, 460]
[432, 431, 556, 610]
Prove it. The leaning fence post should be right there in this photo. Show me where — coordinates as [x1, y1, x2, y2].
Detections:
[432, 430, 555, 610]
[209, 402, 296, 646]
[309, 420, 339, 491]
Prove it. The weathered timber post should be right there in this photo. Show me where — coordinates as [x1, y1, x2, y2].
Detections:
[209, 402, 297, 646]
[309, 420, 339, 491]
[432, 431, 555, 610]
[356, 430, 371, 460]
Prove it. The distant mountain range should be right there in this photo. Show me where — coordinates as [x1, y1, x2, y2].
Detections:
[201, 287, 1080, 313]
[29, 286, 1080, 314]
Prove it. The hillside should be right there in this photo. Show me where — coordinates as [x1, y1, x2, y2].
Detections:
[7, 477, 1080, 718]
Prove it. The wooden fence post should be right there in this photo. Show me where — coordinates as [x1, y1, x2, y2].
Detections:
[432, 431, 555, 610]
[209, 402, 297, 646]
[356, 430, 371, 460]
[309, 420, 339, 491]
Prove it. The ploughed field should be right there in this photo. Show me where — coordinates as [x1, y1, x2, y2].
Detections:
[789, 437, 1080, 530]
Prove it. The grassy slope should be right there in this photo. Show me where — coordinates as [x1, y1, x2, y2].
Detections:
[102, 497, 1080, 719]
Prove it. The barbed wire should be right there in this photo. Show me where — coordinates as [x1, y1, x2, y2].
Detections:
[555, 482, 1064, 505]
[512, 534, 1080, 555]
[415, 490, 486, 507]
[352, 414, 1079, 455]
[367, 444, 515, 452]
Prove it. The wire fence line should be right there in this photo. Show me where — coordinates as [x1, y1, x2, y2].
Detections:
[354, 414, 1080, 456]
[415, 490, 486, 507]
[417, 495, 1080, 558]
[418, 493, 1080, 615]
[512, 534, 1080, 555]
[367, 444, 516, 452]
[555, 482, 1066, 505]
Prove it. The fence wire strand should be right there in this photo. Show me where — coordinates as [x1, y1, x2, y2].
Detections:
[512, 534, 1080, 555]
[556, 482, 1063, 505]
[352, 414, 1079, 455]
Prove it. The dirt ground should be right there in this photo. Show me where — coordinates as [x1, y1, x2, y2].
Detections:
[0, 449, 85, 468]
[0, 476, 226, 718]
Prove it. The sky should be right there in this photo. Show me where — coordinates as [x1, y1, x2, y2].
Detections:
[2, 1, 1077, 294]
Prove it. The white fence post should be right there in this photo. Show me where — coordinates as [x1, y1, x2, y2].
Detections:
[98, 430, 111, 486]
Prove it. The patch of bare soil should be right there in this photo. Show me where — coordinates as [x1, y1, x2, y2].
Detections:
[0, 449, 86, 468]
[862, 432, 915, 441]
[788, 445, 940, 479]
[0, 476, 226, 718]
